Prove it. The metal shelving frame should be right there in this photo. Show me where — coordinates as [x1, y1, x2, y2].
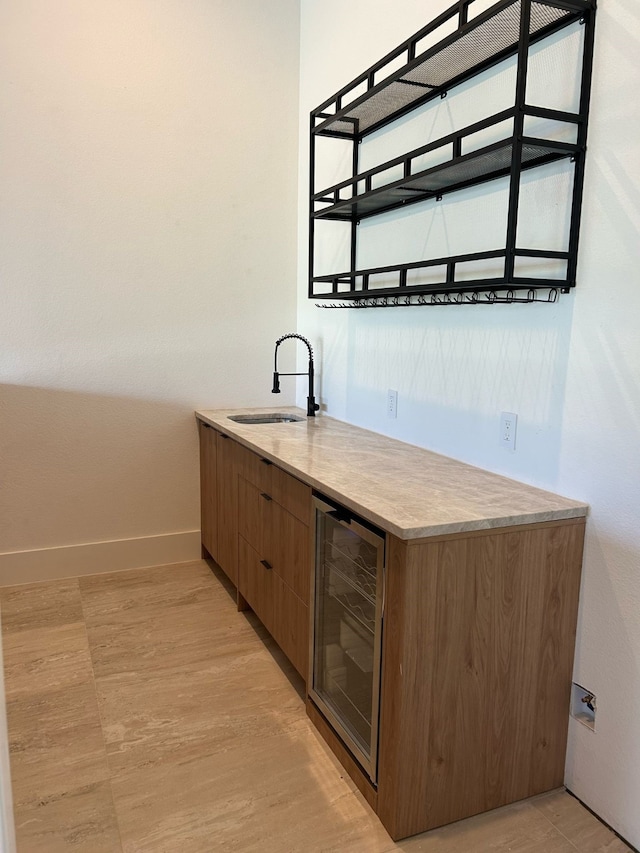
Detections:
[308, 0, 597, 307]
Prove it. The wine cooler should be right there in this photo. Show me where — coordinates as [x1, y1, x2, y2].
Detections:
[309, 494, 385, 783]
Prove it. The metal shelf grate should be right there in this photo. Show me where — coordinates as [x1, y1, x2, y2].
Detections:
[313, 132, 579, 221]
[312, 0, 589, 139]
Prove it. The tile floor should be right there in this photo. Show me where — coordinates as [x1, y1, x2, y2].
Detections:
[0, 560, 632, 853]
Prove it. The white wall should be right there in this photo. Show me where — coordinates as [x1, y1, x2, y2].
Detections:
[298, 0, 640, 847]
[0, 0, 300, 582]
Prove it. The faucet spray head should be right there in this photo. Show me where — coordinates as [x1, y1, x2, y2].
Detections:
[272, 372, 281, 394]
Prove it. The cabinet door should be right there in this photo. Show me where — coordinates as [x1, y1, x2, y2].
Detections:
[198, 421, 217, 560]
[271, 503, 310, 606]
[271, 501, 310, 681]
[216, 432, 239, 586]
[273, 575, 308, 681]
[238, 536, 274, 636]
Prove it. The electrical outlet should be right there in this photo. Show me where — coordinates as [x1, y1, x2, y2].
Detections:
[387, 389, 398, 419]
[500, 411, 517, 450]
[571, 683, 596, 731]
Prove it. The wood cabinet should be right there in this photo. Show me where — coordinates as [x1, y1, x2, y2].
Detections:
[197, 414, 586, 841]
[197, 419, 311, 681]
[198, 421, 217, 561]
[216, 432, 239, 586]
[236, 444, 311, 681]
[311, 517, 586, 841]
[197, 424, 240, 586]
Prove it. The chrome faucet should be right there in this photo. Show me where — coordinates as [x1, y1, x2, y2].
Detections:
[272, 333, 320, 417]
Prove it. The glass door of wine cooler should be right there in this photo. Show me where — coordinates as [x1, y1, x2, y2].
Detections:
[309, 495, 385, 783]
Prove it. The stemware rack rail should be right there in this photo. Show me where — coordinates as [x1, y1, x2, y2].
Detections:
[316, 287, 559, 308]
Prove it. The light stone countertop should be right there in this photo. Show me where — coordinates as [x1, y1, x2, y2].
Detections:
[195, 407, 588, 540]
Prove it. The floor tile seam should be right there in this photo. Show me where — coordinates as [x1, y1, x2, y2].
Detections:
[102, 727, 312, 786]
[4, 578, 125, 849]
[86, 639, 274, 681]
[0, 620, 92, 688]
[89, 650, 279, 684]
[76, 575, 128, 851]
[74, 565, 268, 839]
[0, 619, 88, 642]
[1, 614, 87, 631]
[0, 575, 85, 636]
[102, 774, 126, 852]
[529, 789, 632, 852]
[76, 560, 215, 599]
[530, 796, 590, 853]
[2, 578, 92, 706]
[77, 558, 208, 584]
[75, 597, 238, 631]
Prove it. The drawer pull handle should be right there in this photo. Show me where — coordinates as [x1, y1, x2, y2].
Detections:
[260, 560, 273, 571]
[260, 492, 273, 502]
[261, 458, 273, 466]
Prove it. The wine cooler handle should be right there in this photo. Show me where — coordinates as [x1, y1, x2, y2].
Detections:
[381, 559, 387, 619]
[327, 508, 352, 525]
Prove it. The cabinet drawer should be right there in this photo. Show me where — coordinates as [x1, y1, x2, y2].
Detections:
[238, 477, 274, 557]
[236, 444, 311, 525]
[238, 536, 274, 636]
[271, 466, 312, 525]
[273, 575, 308, 681]
[237, 443, 273, 493]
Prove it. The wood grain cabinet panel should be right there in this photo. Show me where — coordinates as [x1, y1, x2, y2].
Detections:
[215, 433, 239, 586]
[271, 503, 310, 606]
[236, 463, 311, 682]
[271, 465, 313, 526]
[238, 535, 275, 636]
[198, 421, 218, 562]
[273, 575, 309, 681]
[197, 423, 242, 587]
[376, 519, 586, 840]
[237, 477, 273, 558]
[237, 443, 273, 495]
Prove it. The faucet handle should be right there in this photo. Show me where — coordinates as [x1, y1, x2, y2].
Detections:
[307, 397, 320, 417]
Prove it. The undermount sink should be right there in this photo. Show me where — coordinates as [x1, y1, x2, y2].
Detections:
[227, 413, 304, 425]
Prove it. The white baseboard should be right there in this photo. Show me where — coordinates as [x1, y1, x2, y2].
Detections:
[0, 531, 202, 586]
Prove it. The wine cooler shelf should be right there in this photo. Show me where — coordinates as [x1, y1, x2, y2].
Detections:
[327, 569, 376, 634]
[324, 650, 372, 750]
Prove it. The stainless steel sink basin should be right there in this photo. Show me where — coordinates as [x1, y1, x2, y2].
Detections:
[227, 413, 304, 425]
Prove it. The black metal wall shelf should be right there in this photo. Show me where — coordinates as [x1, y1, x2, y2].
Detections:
[313, 109, 580, 222]
[311, 248, 571, 297]
[308, 0, 596, 305]
[313, 0, 591, 140]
